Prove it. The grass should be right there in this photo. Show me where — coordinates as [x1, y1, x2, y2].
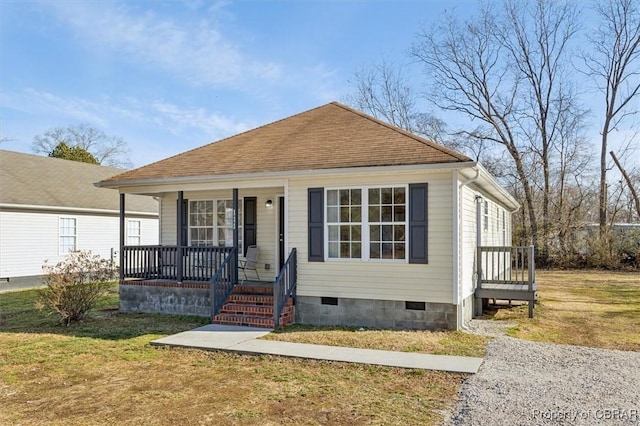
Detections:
[263, 325, 489, 358]
[486, 270, 640, 351]
[0, 286, 467, 425]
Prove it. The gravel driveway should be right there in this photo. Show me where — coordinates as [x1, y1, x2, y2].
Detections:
[446, 325, 640, 425]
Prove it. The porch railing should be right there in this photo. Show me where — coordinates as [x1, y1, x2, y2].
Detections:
[273, 248, 297, 327]
[477, 245, 535, 291]
[210, 247, 238, 317]
[122, 245, 234, 282]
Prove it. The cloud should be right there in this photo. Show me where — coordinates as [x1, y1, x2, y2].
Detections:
[3, 89, 109, 126]
[150, 101, 251, 138]
[3, 89, 250, 141]
[43, 1, 281, 87]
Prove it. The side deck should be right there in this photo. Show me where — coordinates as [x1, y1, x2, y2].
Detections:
[475, 246, 536, 318]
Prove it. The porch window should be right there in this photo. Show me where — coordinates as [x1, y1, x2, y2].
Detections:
[127, 220, 141, 245]
[189, 199, 243, 252]
[59, 217, 76, 254]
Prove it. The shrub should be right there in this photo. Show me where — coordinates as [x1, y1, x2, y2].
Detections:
[36, 250, 117, 325]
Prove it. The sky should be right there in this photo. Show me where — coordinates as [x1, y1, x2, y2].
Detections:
[1, 0, 472, 167]
[0, 0, 637, 171]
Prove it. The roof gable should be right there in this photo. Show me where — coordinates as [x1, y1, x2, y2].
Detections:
[102, 102, 472, 184]
[0, 150, 158, 213]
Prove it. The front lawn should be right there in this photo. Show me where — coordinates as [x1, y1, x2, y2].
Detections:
[0, 286, 466, 425]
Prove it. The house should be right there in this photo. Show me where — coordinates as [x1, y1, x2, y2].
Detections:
[97, 102, 534, 330]
[0, 150, 159, 283]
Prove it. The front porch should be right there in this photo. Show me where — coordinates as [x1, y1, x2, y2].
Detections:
[119, 244, 298, 328]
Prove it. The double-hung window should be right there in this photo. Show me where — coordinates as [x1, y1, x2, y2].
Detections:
[368, 187, 406, 260]
[327, 189, 362, 259]
[59, 217, 76, 254]
[127, 220, 141, 245]
[326, 186, 407, 261]
[189, 199, 243, 252]
[483, 201, 489, 231]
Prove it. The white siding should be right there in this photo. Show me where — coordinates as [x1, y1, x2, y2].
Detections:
[159, 187, 282, 280]
[0, 210, 158, 278]
[459, 185, 479, 300]
[457, 183, 515, 301]
[289, 170, 455, 304]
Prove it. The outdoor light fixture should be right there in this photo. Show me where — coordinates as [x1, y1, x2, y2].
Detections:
[265, 199, 273, 208]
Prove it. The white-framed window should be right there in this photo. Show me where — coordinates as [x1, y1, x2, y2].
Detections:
[59, 217, 76, 254]
[189, 199, 243, 252]
[327, 189, 362, 259]
[326, 186, 407, 261]
[368, 187, 406, 260]
[483, 200, 489, 231]
[127, 220, 141, 245]
[502, 210, 507, 244]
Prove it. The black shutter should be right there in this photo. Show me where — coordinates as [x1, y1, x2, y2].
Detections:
[308, 187, 324, 262]
[243, 197, 257, 256]
[409, 183, 428, 264]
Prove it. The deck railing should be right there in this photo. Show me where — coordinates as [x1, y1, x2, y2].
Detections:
[476, 245, 536, 318]
[122, 245, 234, 282]
[477, 245, 535, 291]
[210, 247, 238, 317]
[273, 248, 297, 327]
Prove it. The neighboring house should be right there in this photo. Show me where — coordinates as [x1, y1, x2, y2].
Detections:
[98, 102, 534, 330]
[0, 150, 159, 281]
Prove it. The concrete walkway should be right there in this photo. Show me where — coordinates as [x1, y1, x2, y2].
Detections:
[150, 324, 483, 374]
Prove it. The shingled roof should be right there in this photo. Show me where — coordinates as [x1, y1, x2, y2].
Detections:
[0, 150, 158, 213]
[101, 102, 472, 185]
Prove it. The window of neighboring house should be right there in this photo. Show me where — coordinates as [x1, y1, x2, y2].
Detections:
[368, 187, 406, 260]
[327, 189, 362, 259]
[483, 200, 489, 231]
[326, 186, 407, 261]
[59, 217, 76, 254]
[189, 199, 243, 252]
[127, 220, 141, 245]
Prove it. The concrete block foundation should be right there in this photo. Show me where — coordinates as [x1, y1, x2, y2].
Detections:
[119, 281, 210, 317]
[295, 295, 457, 330]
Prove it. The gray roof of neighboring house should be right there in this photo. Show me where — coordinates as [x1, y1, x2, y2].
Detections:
[0, 150, 158, 214]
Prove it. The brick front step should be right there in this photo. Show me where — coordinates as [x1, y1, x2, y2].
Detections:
[213, 306, 295, 328]
[213, 314, 277, 328]
[233, 285, 274, 296]
[220, 303, 275, 317]
[226, 294, 294, 306]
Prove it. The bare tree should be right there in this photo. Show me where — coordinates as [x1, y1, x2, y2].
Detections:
[32, 124, 132, 168]
[581, 0, 640, 231]
[610, 150, 640, 219]
[347, 57, 417, 132]
[410, 1, 581, 263]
